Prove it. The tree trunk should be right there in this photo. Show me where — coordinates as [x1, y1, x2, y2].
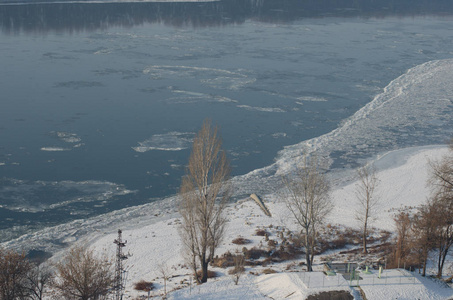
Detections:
[201, 260, 209, 283]
[437, 246, 448, 278]
[304, 232, 312, 271]
[422, 251, 427, 277]
[362, 226, 368, 254]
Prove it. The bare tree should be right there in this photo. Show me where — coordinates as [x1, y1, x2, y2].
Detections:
[432, 200, 453, 278]
[158, 263, 173, 298]
[392, 211, 413, 268]
[281, 155, 332, 271]
[428, 140, 453, 277]
[179, 119, 231, 283]
[53, 245, 114, 300]
[354, 164, 379, 254]
[229, 251, 245, 285]
[24, 263, 54, 300]
[412, 204, 437, 276]
[0, 248, 31, 300]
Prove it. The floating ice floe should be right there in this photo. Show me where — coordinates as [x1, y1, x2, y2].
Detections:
[55, 131, 82, 143]
[143, 65, 254, 90]
[42, 132, 83, 151]
[166, 88, 238, 104]
[296, 96, 328, 102]
[40, 147, 71, 152]
[272, 132, 287, 138]
[132, 132, 194, 152]
[237, 104, 285, 113]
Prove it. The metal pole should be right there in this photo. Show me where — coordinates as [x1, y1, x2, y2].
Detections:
[114, 229, 128, 300]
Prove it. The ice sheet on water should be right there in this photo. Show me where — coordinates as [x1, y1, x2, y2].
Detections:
[1, 193, 181, 256]
[272, 133, 287, 139]
[0, 178, 133, 213]
[143, 65, 255, 90]
[41, 132, 83, 152]
[54, 131, 82, 144]
[296, 96, 328, 102]
[236, 105, 285, 113]
[229, 59, 453, 197]
[274, 58, 453, 175]
[40, 147, 71, 152]
[166, 88, 238, 104]
[132, 132, 194, 152]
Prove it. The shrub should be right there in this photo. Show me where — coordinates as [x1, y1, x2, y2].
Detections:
[134, 280, 154, 292]
[255, 229, 268, 236]
[232, 237, 251, 245]
[290, 234, 305, 248]
[267, 239, 278, 247]
[211, 252, 235, 268]
[243, 247, 268, 260]
[272, 250, 299, 261]
[196, 269, 217, 279]
[331, 235, 347, 249]
[262, 268, 277, 274]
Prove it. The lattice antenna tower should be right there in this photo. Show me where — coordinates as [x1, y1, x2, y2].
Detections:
[113, 229, 128, 300]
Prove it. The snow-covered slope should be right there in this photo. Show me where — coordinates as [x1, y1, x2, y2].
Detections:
[84, 145, 450, 299]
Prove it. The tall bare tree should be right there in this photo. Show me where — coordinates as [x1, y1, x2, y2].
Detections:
[281, 155, 332, 271]
[53, 245, 114, 300]
[354, 164, 379, 254]
[179, 119, 231, 283]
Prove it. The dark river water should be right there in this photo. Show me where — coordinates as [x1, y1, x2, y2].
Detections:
[1, 0, 453, 243]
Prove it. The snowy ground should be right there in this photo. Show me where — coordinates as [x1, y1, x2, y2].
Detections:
[66, 145, 453, 300]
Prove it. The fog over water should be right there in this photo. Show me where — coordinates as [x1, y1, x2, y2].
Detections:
[0, 0, 452, 250]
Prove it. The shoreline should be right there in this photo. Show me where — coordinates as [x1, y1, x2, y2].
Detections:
[2, 144, 448, 262]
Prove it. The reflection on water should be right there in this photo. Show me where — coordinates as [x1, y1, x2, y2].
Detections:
[1, 0, 453, 34]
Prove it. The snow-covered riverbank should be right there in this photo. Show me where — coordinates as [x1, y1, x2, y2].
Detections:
[81, 145, 450, 299]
